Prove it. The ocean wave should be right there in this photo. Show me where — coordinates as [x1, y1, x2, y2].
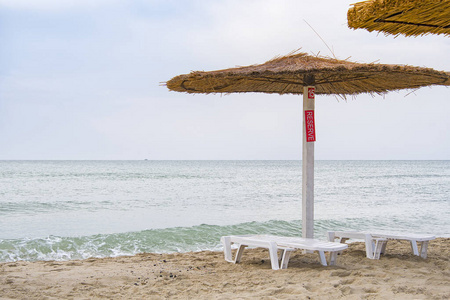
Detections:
[0, 220, 337, 262]
[3, 218, 444, 263]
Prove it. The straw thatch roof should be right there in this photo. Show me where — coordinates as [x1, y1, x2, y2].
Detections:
[348, 0, 450, 37]
[166, 52, 450, 96]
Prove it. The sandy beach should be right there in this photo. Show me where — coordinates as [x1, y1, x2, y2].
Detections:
[1, 238, 449, 299]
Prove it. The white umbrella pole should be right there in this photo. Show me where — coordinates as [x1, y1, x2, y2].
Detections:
[302, 85, 315, 238]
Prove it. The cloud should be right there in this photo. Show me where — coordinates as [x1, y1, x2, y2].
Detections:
[0, 0, 121, 12]
[180, 0, 349, 68]
[1, 0, 449, 160]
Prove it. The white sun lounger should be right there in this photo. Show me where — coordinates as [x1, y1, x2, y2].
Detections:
[220, 234, 348, 270]
[327, 231, 435, 259]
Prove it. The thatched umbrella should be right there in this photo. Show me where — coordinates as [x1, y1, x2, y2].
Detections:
[348, 0, 450, 37]
[166, 52, 450, 238]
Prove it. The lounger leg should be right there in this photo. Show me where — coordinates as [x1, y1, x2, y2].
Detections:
[329, 251, 338, 266]
[222, 236, 233, 262]
[235, 244, 247, 263]
[267, 242, 280, 270]
[372, 239, 387, 260]
[364, 234, 375, 259]
[318, 251, 327, 266]
[280, 249, 293, 269]
[410, 240, 419, 256]
[380, 240, 388, 254]
[327, 232, 335, 242]
[419, 241, 429, 259]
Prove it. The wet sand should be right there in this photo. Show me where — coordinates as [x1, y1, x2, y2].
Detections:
[1, 238, 449, 299]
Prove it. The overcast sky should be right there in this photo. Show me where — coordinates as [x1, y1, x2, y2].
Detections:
[1, 0, 449, 160]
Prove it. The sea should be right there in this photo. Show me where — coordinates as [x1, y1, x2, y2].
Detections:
[0, 160, 448, 262]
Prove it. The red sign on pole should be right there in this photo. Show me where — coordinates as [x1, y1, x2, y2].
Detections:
[308, 87, 315, 99]
[305, 110, 316, 142]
